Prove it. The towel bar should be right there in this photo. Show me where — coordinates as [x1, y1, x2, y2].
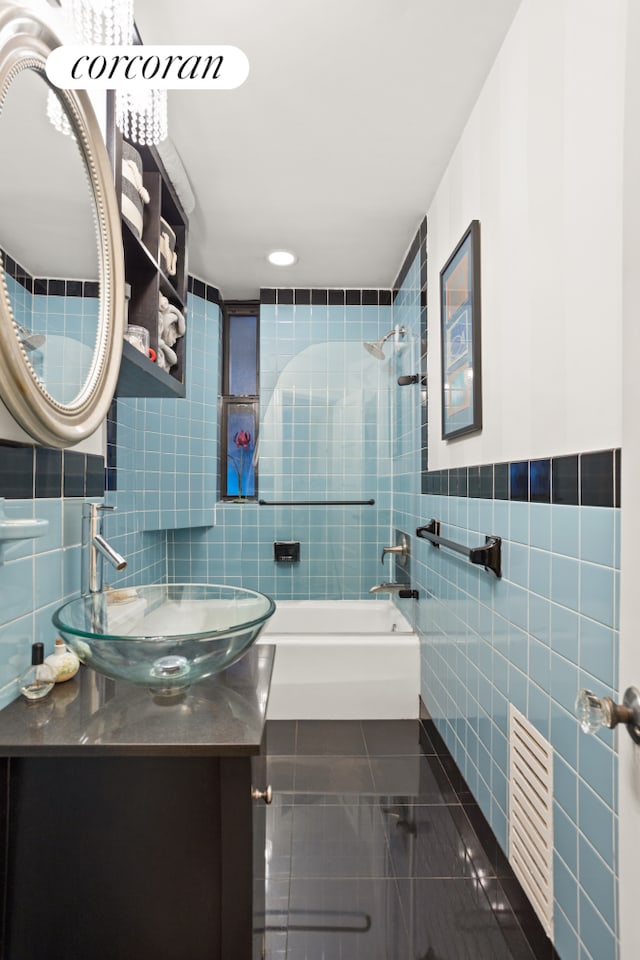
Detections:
[416, 518, 502, 578]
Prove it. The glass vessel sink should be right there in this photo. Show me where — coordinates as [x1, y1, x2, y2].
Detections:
[52, 583, 276, 696]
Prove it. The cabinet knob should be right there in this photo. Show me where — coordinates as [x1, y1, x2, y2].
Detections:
[575, 687, 640, 744]
[251, 785, 273, 804]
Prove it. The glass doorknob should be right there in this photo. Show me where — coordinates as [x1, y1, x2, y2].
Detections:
[575, 687, 640, 744]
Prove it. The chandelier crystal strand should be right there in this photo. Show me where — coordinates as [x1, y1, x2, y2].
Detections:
[47, 91, 74, 137]
[117, 89, 168, 146]
[66, 0, 134, 45]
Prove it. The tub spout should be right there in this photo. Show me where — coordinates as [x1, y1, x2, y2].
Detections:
[369, 583, 419, 599]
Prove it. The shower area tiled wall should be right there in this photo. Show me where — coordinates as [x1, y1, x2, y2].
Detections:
[393, 234, 621, 960]
[166, 289, 396, 599]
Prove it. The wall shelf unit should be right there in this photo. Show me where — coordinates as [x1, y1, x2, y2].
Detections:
[116, 137, 189, 399]
[116, 339, 186, 398]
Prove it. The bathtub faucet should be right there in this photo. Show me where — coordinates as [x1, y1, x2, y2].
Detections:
[81, 503, 127, 595]
[369, 583, 418, 599]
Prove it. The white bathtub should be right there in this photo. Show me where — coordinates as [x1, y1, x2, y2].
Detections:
[258, 600, 419, 720]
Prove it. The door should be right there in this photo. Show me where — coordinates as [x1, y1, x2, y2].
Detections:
[619, 2, 640, 955]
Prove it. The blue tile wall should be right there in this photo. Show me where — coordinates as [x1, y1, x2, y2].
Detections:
[0, 495, 83, 709]
[392, 242, 620, 960]
[5, 266, 99, 405]
[167, 291, 395, 599]
[105, 287, 220, 580]
[0, 444, 107, 709]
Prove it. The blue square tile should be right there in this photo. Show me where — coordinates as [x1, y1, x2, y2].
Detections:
[578, 781, 614, 866]
[528, 682, 550, 738]
[554, 908, 579, 960]
[578, 732, 614, 811]
[580, 618, 615, 687]
[554, 754, 578, 821]
[530, 637, 551, 688]
[555, 801, 578, 874]
[551, 701, 578, 768]
[551, 555, 580, 611]
[506, 541, 529, 588]
[551, 504, 580, 558]
[580, 563, 615, 628]
[530, 548, 551, 597]
[579, 890, 616, 960]
[550, 604, 579, 662]
[554, 851, 578, 928]
[580, 507, 615, 568]
[509, 501, 529, 544]
[530, 595, 551, 645]
[550, 652, 578, 713]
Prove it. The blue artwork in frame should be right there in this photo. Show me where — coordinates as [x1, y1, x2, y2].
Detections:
[440, 220, 482, 440]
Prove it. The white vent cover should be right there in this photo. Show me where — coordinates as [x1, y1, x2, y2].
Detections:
[508, 704, 554, 938]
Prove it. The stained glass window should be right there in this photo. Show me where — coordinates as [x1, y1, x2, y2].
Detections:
[221, 304, 259, 500]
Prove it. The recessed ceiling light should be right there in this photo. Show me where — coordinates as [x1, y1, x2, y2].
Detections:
[267, 250, 297, 266]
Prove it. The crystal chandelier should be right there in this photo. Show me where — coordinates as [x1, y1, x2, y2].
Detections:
[50, 0, 168, 145]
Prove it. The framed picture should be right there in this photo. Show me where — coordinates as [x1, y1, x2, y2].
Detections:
[439, 219, 482, 440]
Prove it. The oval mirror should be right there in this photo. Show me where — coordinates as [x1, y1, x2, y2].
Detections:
[0, 5, 124, 447]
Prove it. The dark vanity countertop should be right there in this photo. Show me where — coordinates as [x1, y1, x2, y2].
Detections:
[0, 644, 275, 758]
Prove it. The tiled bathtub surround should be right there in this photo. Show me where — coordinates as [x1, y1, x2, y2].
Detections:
[392, 221, 621, 958]
[168, 288, 397, 600]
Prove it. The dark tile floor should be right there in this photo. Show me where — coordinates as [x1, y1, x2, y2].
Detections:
[261, 719, 558, 960]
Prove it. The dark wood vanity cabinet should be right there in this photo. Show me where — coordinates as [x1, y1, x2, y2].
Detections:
[1, 754, 264, 960]
[0, 649, 274, 960]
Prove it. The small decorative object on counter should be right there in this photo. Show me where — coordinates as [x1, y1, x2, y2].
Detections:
[159, 217, 177, 276]
[45, 638, 80, 683]
[20, 642, 56, 702]
[121, 140, 150, 241]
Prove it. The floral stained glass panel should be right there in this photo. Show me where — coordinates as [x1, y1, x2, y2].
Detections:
[226, 403, 256, 498]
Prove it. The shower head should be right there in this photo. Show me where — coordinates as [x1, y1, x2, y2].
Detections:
[16, 324, 45, 351]
[363, 326, 405, 360]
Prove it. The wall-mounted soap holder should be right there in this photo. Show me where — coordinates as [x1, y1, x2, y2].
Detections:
[0, 498, 49, 560]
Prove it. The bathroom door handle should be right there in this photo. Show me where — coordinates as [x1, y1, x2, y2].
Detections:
[576, 687, 640, 744]
[251, 785, 273, 804]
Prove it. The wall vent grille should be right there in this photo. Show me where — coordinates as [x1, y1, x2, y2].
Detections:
[508, 704, 554, 938]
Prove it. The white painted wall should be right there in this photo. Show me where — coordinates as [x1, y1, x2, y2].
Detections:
[427, 0, 626, 468]
[619, 0, 640, 954]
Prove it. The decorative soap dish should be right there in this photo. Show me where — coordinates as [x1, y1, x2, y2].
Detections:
[0, 498, 48, 559]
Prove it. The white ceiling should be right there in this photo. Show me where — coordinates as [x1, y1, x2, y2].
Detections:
[133, 0, 522, 299]
[7, 0, 513, 300]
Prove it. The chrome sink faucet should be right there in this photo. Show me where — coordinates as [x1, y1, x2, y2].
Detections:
[81, 503, 127, 595]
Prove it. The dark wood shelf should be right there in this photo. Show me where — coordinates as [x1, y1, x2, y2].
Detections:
[116, 339, 186, 398]
[119, 135, 189, 397]
[122, 221, 186, 310]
